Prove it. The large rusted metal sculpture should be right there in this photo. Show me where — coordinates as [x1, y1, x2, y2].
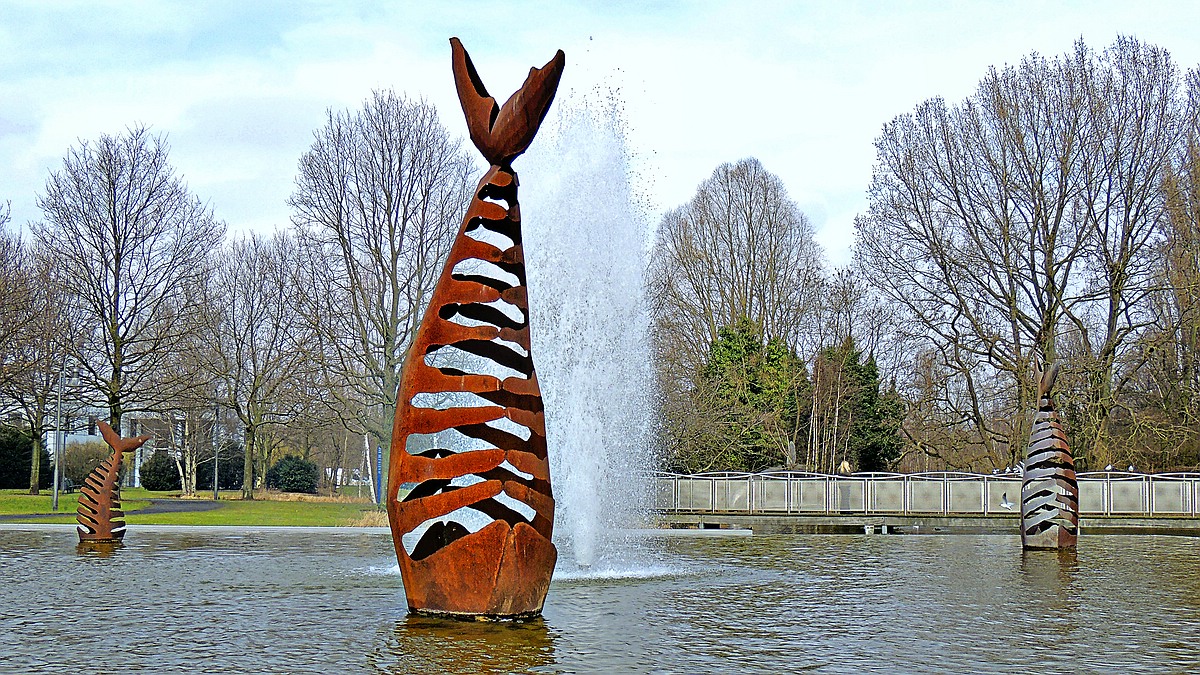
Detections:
[1020, 362, 1079, 550]
[386, 37, 564, 619]
[76, 421, 151, 543]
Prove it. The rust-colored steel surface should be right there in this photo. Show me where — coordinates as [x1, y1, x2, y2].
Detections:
[386, 37, 564, 619]
[76, 421, 151, 543]
[1020, 363, 1079, 550]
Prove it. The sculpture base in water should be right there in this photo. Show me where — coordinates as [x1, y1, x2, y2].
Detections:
[398, 521, 557, 620]
[76, 540, 124, 556]
[78, 535, 125, 544]
[1022, 528, 1078, 551]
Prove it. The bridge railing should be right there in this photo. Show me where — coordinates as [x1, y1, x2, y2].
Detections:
[653, 471, 1200, 517]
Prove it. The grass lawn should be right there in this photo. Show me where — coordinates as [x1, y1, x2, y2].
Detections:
[0, 488, 387, 527]
[126, 499, 385, 527]
[0, 488, 154, 522]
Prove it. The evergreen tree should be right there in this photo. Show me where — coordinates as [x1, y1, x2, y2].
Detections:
[266, 455, 319, 494]
[811, 338, 904, 472]
[849, 356, 904, 472]
[139, 451, 181, 491]
[0, 426, 51, 490]
[680, 317, 810, 472]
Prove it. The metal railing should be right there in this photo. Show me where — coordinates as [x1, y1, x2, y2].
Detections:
[654, 471, 1200, 517]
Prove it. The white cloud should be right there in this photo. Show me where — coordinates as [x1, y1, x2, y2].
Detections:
[3, 0, 1200, 265]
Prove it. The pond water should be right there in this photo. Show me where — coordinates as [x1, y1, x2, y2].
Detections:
[1, 526, 1198, 673]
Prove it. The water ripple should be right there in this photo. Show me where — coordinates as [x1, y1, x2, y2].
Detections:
[2, 529, 1199, 673]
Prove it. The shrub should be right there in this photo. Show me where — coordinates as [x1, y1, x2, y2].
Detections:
[139, 451, 181, 491]
[266, 455, 319, 494]
[0, 426, 52, 490]
[63, 441, 113, 485]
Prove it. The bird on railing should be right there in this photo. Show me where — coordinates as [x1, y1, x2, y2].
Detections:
[1000, 492, 1015, 510]
[1105, 464, 1115, 472]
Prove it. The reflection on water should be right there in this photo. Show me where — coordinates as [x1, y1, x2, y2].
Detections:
[2, 527, 1200, 673]
[1020, 548, 1079, 605]
[372, 616, 556, 674]
[1016, 548, 1080, 656]
[75, 540, 124, 557]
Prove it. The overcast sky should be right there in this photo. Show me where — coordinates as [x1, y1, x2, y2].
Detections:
[4, 1, 1200, 265]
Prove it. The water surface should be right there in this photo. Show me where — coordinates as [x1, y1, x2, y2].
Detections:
[2, 527, 1197, 673]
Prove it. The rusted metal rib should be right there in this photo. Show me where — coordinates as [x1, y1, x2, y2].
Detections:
[387, 38, 563, 619]
[76, 421, 151, 543]
[1020, 363, 1079, 550]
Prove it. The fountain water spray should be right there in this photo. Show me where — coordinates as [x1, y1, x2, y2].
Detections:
[521, 88, 657, 572]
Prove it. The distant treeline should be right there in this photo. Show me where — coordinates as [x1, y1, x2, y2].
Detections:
[1, 37, 1198, 493]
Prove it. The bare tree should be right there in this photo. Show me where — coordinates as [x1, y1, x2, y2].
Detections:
[649, 158, 824, 376]
[808, 268, 907, 370]
[856, 37, 1187, 468]
[141, 319, 217, 496]
[648, 158, 824, 471]
[1125, 67, 1200, 469]
[289, 90, 475, 462]
[0, 204, 35, 392]
[0, 241, 86, 493]
[199, 232, 313, 498]
[33, 126, 225, 432]
[271, 420, 360, 497]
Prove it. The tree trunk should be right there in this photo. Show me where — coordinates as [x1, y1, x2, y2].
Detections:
[242, 426, 255, 500]
[108, 392, 122, 440]
[185, 416, 197, 495]
[28, 434, 43, 495]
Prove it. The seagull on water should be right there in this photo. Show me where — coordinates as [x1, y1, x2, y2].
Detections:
[1000, 492, 1015, 510]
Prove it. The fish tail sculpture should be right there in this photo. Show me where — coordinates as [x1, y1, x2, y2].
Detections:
[386, 37, 564, 619]
[1020, 362, 1079, 550]
[77, 421, 152, 543]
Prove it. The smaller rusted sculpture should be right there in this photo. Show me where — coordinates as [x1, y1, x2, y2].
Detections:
[1020, 362, 1079, 550]
[76, 421, 151, 543]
